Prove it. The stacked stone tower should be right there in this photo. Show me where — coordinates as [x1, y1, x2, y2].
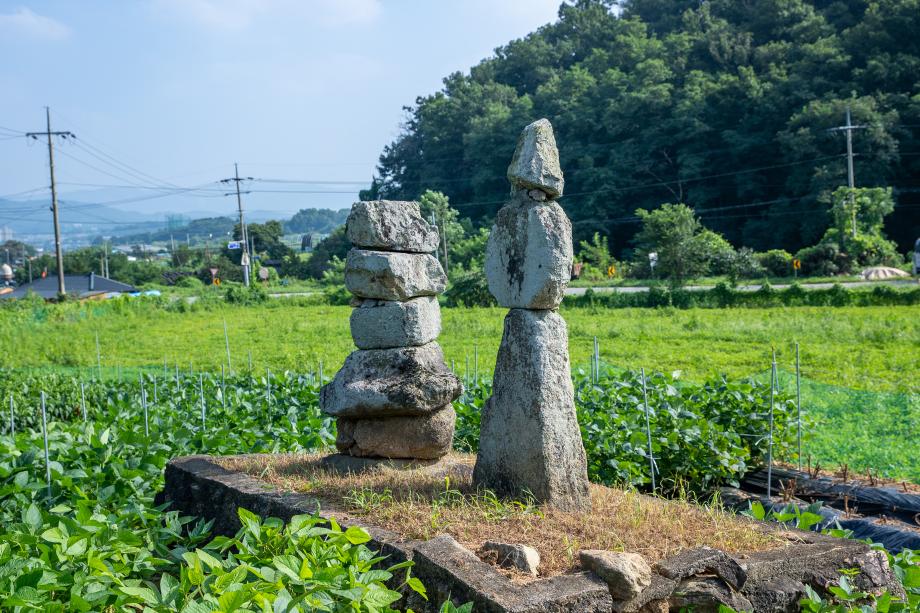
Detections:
[320, 201, 463, 462]
[472, 119, 591, 511]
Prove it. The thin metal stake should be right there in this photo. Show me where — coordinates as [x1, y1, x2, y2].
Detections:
[8, 393, 14, 435]
[795, 342, 802, 471]
[767, 351, 777, 499]
[473, 345, 479, 387]
[95, 332, 102, 379]
[641, 368, 656, 493]
[80, 382, 87, 422]
[593, 336, 600, 383]
[140, 375, 149, 438]
[199, 373, 206, 432]
[220, 365, 226, 410]
[175, 364, 180, 395]
[153, 376, 158, 404]
[223, 320, 232, 371]
[40, 391, 51, 498]
[318, 360, 323, 384]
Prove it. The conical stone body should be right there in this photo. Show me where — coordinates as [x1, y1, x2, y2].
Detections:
[473, 308, 590, 511]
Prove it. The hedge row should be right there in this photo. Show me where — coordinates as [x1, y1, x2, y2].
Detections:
[565, 282, 920, 309]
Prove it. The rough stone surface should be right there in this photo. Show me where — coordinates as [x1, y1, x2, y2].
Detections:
[483, 541, 541, 577]
[345, 249, 446, 301]
[669, 578, 753, 612]
[346, 200, 440, 253]
[320, 342, 462, 418]
[506, 118, 564, 197]
[579, 551, 652, 600]
[612, 574, 678, 613]
[656, 546, 746, 589]
[473, 309, 590, 511]
[484, 192, 573, 309]
[319, 454, 473, 479]
[335, 405, 456, 460]
[350, 297, 441, 350]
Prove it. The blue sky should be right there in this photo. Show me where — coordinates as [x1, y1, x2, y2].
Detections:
[0, 0, 561, 224]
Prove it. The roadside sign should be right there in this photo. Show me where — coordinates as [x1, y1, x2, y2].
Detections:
[793, 259, 801, 270]
[258, 267, 270, 281]
[241, 252, 250, 266]
[227, 241, 241, 250]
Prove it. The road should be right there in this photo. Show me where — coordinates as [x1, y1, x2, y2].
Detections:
[563, 279, 917, 295]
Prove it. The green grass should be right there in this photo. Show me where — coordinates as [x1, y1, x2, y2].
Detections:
[2, 300, 918, 480]
[2, 301, 915, 391]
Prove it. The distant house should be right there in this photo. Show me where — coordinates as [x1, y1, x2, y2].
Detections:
[0, 272, 136, 300]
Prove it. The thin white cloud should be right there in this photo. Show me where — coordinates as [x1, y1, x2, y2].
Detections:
[0, 7, 70, 40]
[153, 0, 381, 31]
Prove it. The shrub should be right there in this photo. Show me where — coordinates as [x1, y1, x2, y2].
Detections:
[225, 284, 268, 305]
[175, 275, 204, 289]
[443, 269, 496, 307]
[795, 243, 849, 276]
[755, 249, 794, 277]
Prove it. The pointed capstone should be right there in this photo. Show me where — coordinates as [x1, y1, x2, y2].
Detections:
[472, 309, 590, 511]
[506, 118, 564, 197]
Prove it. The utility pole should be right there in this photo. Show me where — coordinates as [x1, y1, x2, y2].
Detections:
[220, 163, 253, 286]
[829, 106, 866, 238]
[26, 107, 73, 297]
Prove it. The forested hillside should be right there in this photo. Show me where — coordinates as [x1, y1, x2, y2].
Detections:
[363, 0, 920, 255]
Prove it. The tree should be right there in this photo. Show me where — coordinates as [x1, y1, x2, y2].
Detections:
[362, 0, 920, 254]
[633, 203, 713, 286]
[305, 226, 350, 279]
[418, 190, 464, 273]
[578, 232, 613, 271]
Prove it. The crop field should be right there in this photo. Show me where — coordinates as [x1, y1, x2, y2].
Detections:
[2, 299, 917, 483]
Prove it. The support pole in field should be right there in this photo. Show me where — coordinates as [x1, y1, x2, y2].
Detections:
[174, 364, 180, 395]
[266, 368, 272, 413]
[641, 367, 656, 493]
[593, 336, 600, 383]
[473, 345, 479, 387]
[223, 320, 232, 372]
[220, 365, 226, 410]
[767, 351, 777, 499]
[464, 354, 470, 389]
[95, 332, 102, 380]
[248, 350, 253, 376]
[8, 393, 14, 435]
[140, 375, 149, 438]
[80, 382, 87, 422]
[163, 356, 168, 376]
[796, 342, 802, 471]
[199, 374, 206, 432]
[40, 391, 51, 498]
[153, 377, 158, 405]
[318, 360, 323, 385]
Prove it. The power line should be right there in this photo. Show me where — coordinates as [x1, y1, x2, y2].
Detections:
[219, 164, 252, 286]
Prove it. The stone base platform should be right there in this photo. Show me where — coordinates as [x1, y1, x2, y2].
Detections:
[157, 455, 904, 613]
[319, 453, 473, 479]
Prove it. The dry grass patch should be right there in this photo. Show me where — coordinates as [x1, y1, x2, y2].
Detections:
[219, 452, 784, 578]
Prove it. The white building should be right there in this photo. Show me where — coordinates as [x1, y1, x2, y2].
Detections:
[0, 227, 13, 242]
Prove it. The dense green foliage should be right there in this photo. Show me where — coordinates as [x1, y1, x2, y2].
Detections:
[568, 282, 920, 308]
[0, 370, 444, 611]
[454, 368, 799, 493]
[367, 0, 920, 254]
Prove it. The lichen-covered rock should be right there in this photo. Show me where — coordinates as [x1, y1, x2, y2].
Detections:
[506, 118, 564, 197]
[345, 249, 446, 301]
[669, 578, 753, 612]
[335, 405, 455, 459]
[346, 200, 439, 253]
[350, 297, 441, 349]
[579, 551, 652, 600]
[472, 309, 590, 511]
[656, 547, 746, 590]
[484, 192, 573, 309]
[482, 541, 541, 577]
[319, 342, 462, 418]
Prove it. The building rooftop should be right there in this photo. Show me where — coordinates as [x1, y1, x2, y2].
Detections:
[0, 273, 136, 300]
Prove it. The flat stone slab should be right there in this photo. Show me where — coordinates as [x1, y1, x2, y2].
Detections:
[157, 455, 905, 613]
[346, 200, 440, 253]
[319, 454, 474, 479]
[335, 405, 456, 460]
[345, 249, 446, 301]
[350, 297, 441, 350]
[319, 342, 462, 418]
